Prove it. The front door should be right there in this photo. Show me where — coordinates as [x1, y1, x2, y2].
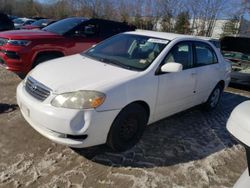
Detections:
[65, 21, 103, 55]
[154, 42, 197, 120]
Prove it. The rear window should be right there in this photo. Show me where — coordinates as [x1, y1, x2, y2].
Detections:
[195, 42, 218, 66]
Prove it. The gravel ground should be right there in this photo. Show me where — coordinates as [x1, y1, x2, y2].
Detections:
[0, 67, 249, 188]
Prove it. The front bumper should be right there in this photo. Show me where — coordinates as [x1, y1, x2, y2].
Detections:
[16, 82, 120, 148]
[0, 46, 31, 75]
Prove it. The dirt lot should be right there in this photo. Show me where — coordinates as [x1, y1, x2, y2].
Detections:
[0, 67, 249, 188]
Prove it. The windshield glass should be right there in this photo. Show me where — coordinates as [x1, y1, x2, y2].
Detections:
[42, 17, 85, 35]
[84, 34, 169, 71]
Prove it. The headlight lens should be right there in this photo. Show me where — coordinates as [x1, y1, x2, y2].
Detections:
[51, 91, 106, 109]
[7, 40, 31, 46]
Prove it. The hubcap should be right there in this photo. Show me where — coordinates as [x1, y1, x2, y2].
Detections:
[210, 88, 221, 107]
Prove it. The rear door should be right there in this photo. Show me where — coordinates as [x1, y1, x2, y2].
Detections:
[193, 41, 221, 104]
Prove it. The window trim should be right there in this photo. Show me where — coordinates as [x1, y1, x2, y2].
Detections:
[155, 41, 194, 75]
[193, 41, 219, 68]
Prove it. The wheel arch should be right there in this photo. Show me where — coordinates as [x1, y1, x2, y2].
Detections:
[123, 100, 150, 124]
[32, 51, 65, 67]
[217, 80, 225, 89]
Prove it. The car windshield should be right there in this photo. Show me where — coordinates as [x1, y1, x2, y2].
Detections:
[84, 34, 169, 71]
[31, 19, 48, 26]
[42, 17, 86, 35]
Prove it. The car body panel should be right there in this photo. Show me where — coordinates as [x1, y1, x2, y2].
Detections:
[227, 101, 250, 147]
[226, 101, 250, 188]
[233, 169, 250, 188]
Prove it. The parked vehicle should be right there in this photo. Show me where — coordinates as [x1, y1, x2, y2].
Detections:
[223, 51, 250, 86]
[13, 18, 35, 29]
[0, 13, 14, 31]
[221, 36, 250, 86]
[32, 17, 47, 20]
[226, 101, 250, 187]
[8, 15, 18, 21]
[17, 30, 231, 151]
[0, 17, 136, 77]
[21, 19, 56, 30]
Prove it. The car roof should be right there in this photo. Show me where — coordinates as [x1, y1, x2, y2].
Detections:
[196, 36, 219, 41]
[127, 30, 197, 41]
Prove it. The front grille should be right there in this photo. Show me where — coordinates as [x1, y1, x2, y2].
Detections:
[25, 76, 51, 101]
[0, 38, 7, 46]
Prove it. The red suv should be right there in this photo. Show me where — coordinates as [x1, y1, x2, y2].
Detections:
[0, 17, 135, 77]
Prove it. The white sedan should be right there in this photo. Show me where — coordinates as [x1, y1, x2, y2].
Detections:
[17, 30, 231, 151]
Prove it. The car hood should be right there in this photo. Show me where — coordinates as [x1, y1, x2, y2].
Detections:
[29, 54, 139, 93]
[0, 29, 61, 39]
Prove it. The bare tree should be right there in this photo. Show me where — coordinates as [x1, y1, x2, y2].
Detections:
[187, 0, 229, 36]
[157, 0, 184, 32]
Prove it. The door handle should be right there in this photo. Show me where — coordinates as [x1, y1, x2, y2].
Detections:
[191, 72, 197, 76]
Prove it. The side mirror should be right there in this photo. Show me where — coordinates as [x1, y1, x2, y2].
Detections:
[161, 62, 183, 73]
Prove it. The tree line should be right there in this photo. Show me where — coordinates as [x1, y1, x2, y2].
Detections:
[0, 0, 249, 37]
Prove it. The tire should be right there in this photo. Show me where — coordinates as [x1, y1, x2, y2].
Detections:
[33, 54, 63, 68]
[203, 84, 223, 110]
[107, 103, 148, 152]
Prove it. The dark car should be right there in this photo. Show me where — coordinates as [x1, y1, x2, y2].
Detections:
[221, 36, 250, 86]
[0, 13, 14, 31]
[21, 19, 56, 30]
[0, 17, 136, 77]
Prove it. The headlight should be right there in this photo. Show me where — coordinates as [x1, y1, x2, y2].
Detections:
[7, 40, 31, 46]
[51, 91, 106, 109]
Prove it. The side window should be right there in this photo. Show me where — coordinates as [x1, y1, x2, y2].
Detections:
[163, 42, 193, 70]
[73, 22, 99, 37]
[195, 42, 218, 66]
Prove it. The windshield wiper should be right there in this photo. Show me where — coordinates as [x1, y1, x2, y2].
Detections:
[82, 53, 141, 71]
[99, 57, 138, 71]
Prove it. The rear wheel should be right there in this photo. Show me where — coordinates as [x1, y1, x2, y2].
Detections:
[203, 84, 223, 110]
[107, 103, 148, 152]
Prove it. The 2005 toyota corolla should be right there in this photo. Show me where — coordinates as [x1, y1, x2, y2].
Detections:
[17, 30, 231, 151]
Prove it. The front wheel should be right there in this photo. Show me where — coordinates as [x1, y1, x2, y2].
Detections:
[107, 104, 148, 152]
[203, 84, 223, 110]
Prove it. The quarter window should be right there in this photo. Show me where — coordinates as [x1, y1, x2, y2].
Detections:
[195, 42, 218, 66]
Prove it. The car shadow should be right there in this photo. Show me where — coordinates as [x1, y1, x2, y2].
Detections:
[229, 83, 250, 91]
[73, 92, 249, 168]
[0, 103, 18, 114]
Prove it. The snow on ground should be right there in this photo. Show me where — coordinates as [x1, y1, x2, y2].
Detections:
[0, 67, 249, 188]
